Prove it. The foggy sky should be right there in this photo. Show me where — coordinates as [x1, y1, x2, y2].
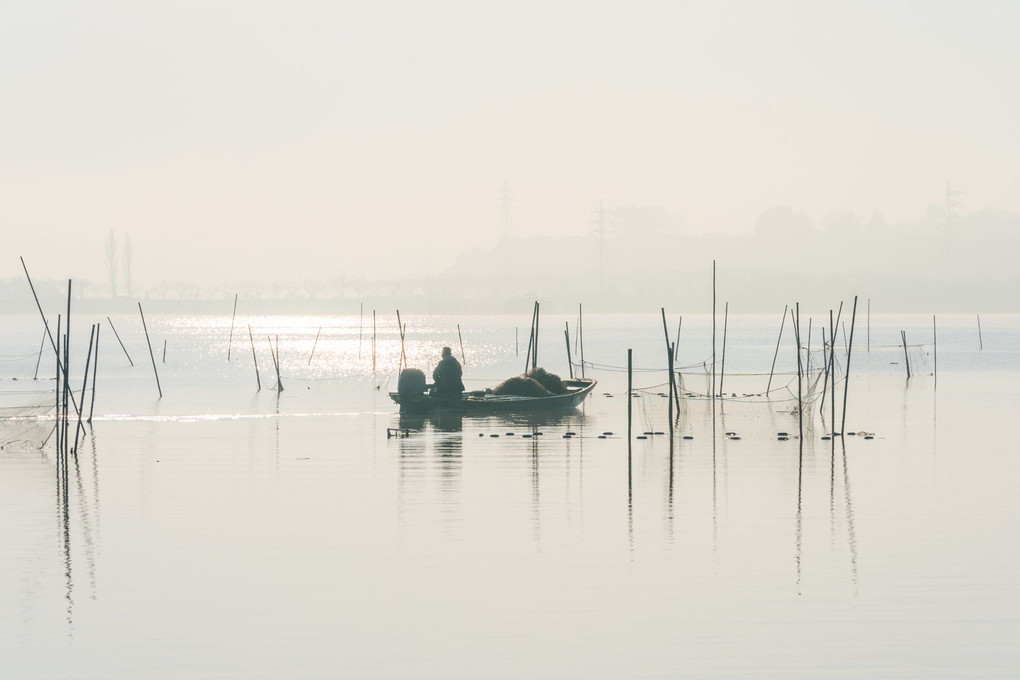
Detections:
[3, 1, 1018, 289]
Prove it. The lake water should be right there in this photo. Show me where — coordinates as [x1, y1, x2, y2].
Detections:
[2, 309, 1018, 678]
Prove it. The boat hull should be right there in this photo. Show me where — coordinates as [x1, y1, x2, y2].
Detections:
[390, 378, 597, 415]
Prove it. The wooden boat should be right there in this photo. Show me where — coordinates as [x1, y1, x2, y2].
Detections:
[390, 376, 598, 415]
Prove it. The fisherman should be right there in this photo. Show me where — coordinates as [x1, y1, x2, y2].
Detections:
[432, 346, 465, 399]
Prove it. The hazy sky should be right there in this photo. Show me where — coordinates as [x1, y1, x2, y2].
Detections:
[2, 1, 1017, 287]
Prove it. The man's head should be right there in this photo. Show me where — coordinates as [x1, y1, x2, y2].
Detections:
[441, 346, 452, 357]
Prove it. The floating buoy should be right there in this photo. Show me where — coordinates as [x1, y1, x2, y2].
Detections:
[478, 433, 485, 437]
[534, 432, 544, 436]
[729, 436, 741, 440]
[864, 435, 874, 440]
[644, 431, 654, 435]
[506, 432, 515, 436]
[777, 432, 788, 436]
[725, 431, 735, 436]
[562, 434, 571, 439]
[682, 435, 693, 440]
[603, 431, 613, 436]
[821, 436, 831, 441]
[522, 434, 532, 438]
[778, 436, 788, 441]
[654, 431, 664, 435]
[636, 435, 648, 440]
[847, 431, 856, 436]
[598, 435, 607, 439]
[565, 431, 576, 436]
[490, 434, 499, 438]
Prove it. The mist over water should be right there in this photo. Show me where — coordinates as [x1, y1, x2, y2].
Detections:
[2, 311, 1018, 678]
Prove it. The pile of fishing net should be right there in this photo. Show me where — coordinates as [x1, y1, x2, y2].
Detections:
[491, 367, 568, 397]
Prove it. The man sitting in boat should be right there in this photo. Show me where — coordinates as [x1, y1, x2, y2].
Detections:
[432, 346, 465, 399]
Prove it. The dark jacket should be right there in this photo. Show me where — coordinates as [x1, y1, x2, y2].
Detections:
[432, 355, 464, 397]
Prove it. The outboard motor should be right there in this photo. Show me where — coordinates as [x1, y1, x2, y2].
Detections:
[398, 368, 427, 398]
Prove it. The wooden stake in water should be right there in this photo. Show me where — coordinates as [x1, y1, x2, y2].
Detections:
[901, 330, 911, 378]
[138, 302, 162, 398]
[674, 317, 682, 362]
[88, 324, 100, 424]
[248, 324, 261, 391]
[372, 310, 377, 374]
[767, 305, 788, 395]
[933, 315, 938, 389]
[840, 296, 859, 437]
[793, 303, 804, 444]
[33, 325, 47, 380]
[106, 316, 134, 366]
[711, 260, 717, 399]
[578, 303, 586, 379]
[660, 308, 680, 406]
[358, 302, 364, 359]
[72, 324, 96, 454]
[457, 323, 466, 365]
[719, 302, 729, 396]
[308, 326, 322, 366]
[162, 339, 167, 363]
[627, 348, 633, 441]
[267, 335, 284, 392]
[396, 310, 406, 371]
[227, 293, 238, 361]
[524, 302, 538, 374]
[515, 327, 519, 357]
[668, 342, 675, 436]
[533, 301, 540, 370]
[977, 314, 983, 350]
[563, 323, 574, 379]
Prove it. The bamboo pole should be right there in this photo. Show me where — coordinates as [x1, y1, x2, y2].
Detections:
[524, 302, 537, 374]
[396, 310, 406, 371]
[977, 314, 983, 350]
[227, 293, 238, 361]
[308, 326, 322, 366]
[72, 324, 96, 454]
[88, 324, 100, 424]
[660, 308, 680, 406]
[719, 302, 729, 396]
[711, 260, 717, 399]
[794, 303, 804, 443]
[267, 335, 283, 392]
[162, 339, 167, 363]
[106, 316, 134, 366]
[578, 303, 585, 379]
[563, 322, 574, 379]
[533, 302, 540, 370]
[457, 323, 466, 365]
[138, 303, 162, 398]
[840, 296, 858, 436]
[55, 315, 62, 456]
[674, 317, 682, 362]
[627, 349, 633, 441]
[33, 325, 47, 380]
[515, 327, 519, 357]
[766, 305, 788, 395]
[248, 325, 261, 391]
[829, 311, 836, 435]
[668, 342, 675, 437]
[901, 330, 911, 378]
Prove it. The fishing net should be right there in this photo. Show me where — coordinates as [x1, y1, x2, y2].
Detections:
[0, 381, 55, 452]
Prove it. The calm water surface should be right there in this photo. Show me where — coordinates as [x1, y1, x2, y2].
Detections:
[1, 311, 1018, 678]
